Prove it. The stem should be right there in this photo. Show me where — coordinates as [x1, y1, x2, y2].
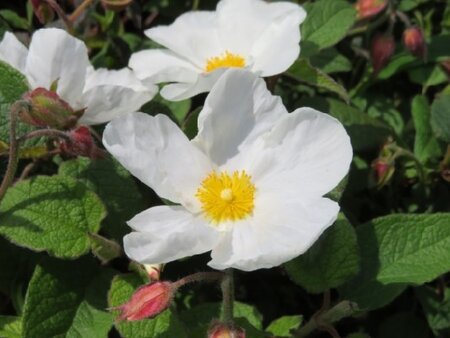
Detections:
[44, 0, 73, 31]
[18, 129, 71, 144]
[0, 104, 21, 203]
[221, 269, 234, 324]
[68, 0, 95, 22]
[172, 271, 224, 289]
[292, 301, 358, 338]
[192, 0, 200, 10]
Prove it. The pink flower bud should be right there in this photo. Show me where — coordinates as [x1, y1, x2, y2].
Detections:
[371, 34, 396, 74]
[31, 0, 55, 24]
[355, 0, 387, 20]
[114, 281, 174, 321]
[403, 27, 427, 59]
[372, 159, 395, 187]
[208, 322, 246, 338]
[21, 88, 80, 129]
[144, 264, 163, 281]
[59, 126, 104, 159]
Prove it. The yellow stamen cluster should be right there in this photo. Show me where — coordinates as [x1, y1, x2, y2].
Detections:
[196, 170, 255, 223]
[205, 51, 246, 73]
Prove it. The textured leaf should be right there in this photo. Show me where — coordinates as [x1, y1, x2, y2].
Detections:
[0, 175, 106, 259]
[0, 316, 22, 338]
[22, 258, 114, 338]
[309, 48, 352, 74]
[108, 274, 187, 338]
[301, 0, 356, 55]
[431, 94, 450, 143]
[0, 60, 41, 148]
[340, 213, 450, 310]
[416, 286, 450, 336]
[288, 59, 349, 102]
[58, 157, 145, 241]
[285, 217, 359, 293]
[411, 95, 441, 163]
[266, 315, 303, 337]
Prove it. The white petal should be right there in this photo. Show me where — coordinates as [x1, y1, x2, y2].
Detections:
[124, 205, 219, 264]
[25, 28, 89, 105]
[129, 49, 198, 84]
[217, 0, 305, 59]
[192, 69, 287, 166]
[209, 195, 339, 271]
[0, 32, 28, 74]
[159, 67, 226, 101]
[103, 112, 213, 210]
[249, 107, 353, 198]
[79, 68, 157, 125]
[145, 11, 221, 68]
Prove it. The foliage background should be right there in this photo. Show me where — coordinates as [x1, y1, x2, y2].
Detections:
[0, 0, 449, 337]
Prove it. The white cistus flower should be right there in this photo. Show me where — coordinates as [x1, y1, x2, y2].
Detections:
[103, 70, 352, 271]
[129, 0, 306, 101]
[0, 28, 156, 125]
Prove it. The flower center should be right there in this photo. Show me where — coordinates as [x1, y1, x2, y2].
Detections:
[196, 170, 255, 223]
[205, 51, 246, 73]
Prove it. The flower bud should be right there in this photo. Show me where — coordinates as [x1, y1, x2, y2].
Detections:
[355, 0, 387, 20]
[101, 0, 133, 12]
[144, 264, 163, 281]
[59, 126, 104, 159]
[371, 34, 395, 74]
[372, 159, 395, 187]
[30, 0, 55, 24]
[21, 88, 79, 129]
[403, 27, 427, 59]
[114, 281, 174, 321]
[208, 322, 246, 338]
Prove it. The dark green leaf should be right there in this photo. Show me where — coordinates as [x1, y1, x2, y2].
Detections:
[431, 94, 450, 143]
[309, 48, 352, 74]
[266, 315, 303, 337]
[416, 286, 450, 337]
[0, 316, 22, 338]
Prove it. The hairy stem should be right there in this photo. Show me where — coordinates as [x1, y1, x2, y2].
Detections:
[69, 0, 95, 22]
[44, 0, 73, 30]
[173, 271, 225, 289]
[221, 269, 234, 324]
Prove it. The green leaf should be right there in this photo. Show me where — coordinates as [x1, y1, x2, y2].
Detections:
[408, 64, 448, 88]
[399, 0, 430, 11]
[0, 10, 29, 30]
[154, 94, 191, 124]
[309, 48, 352, 74]
[301, 0, 356, 56]
[287, 59, 349, 102]
[58, 157, 145, 241]
[182, 106, 202, 140]
[22, 258, 114, 338]
[416, 286, 450, 336]
[266, 315, 303, 337]
[431, 94, 450, 143]
[340, 213, 450, 310]
[0, 60, 41, 148]
[0, 316, 22, 338]
[89, 233, 122, 264]
[411, 95, 441, 163]
[108, 274, 187, 338]
[298, 97, 392, 151]
[285, 217, 359, 293]
[0, 175, 106, 259]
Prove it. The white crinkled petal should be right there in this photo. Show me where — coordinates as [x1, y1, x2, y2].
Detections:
[192, 69, 287, 166]
[25, 28, 89, 106]
[79, 68, 157, 125]
[103, 112, 213, 210]
[217, 0, 305, 58]
[145, 11, 221, 68]
[0, 32, 28, 74]
[208, 194, 339, 271]
[129, 49, 199, 85]
[124, 205, 219, 264]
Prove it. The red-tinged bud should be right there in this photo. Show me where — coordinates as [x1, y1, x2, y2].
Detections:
[372, 159, 395, 187]
[208, 322, 246, 338]
[355, 0, 387, 20]
[101, 0, 133, 12]
[113, 281, 174, 321]
[371, 34, 396, 74]
[144, 264, 163, 281]
[30, 0, 55, 24]
[403, 27, 427, 59]
[60, 126, 104, 159]
[21, 88, 80, 129]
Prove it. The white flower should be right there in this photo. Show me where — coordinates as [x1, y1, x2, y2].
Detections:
[0, 28, 156, 125]
[103, 69, 352, 271]
[129, 0, 306, 101]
